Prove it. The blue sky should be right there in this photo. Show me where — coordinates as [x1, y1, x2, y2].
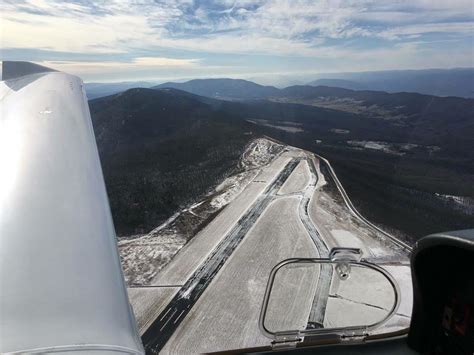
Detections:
[1, 0, 473, 84]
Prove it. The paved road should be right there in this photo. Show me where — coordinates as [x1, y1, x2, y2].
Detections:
[142, 159, 301, 354]
[314, 154, 412, 253]
[266, 156, 333, 329]
[301, 157, 332, 328]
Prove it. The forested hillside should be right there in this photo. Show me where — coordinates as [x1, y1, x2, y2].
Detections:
[89, 88, 256, 235]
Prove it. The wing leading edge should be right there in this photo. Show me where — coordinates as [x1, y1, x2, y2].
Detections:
[0, 62, 144, 354]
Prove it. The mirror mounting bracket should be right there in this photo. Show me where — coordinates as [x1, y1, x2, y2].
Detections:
[330, 248, 363, 280]
[329, 247, 362, 262]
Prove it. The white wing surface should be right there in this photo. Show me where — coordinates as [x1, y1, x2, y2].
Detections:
[0, 62, 144, 354]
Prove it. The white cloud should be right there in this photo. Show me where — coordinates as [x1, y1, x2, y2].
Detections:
[39, 57, 201, 74]
[132, 57, 199, 67]
[3, 0, 473, 55]
[377, 22, 474, 40]
[1, 0, 473, 79]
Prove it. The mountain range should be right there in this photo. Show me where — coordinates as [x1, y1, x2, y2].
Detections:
[307, 68, 474, 98]
[85, 81, 157, 99]
[89, 79, 474, 240]
[153, 78, 280, 100]
[85, 68, 474, 100]
[152, 80, 473, 156]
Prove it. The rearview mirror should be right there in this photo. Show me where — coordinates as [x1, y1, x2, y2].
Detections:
[259, 248, 400, 344]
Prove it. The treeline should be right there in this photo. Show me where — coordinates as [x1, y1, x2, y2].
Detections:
[90, 89, 256, 235]
[100, 132, 253, 235]
[258, 127, 474, 241]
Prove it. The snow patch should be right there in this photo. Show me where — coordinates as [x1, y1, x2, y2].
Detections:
[118, 138, 285, 286]
[330, 128, 350, 134]
[434, 193, 474, 214]
[211, 170, 258, 209]
[347, 140, 402, 155]
[247, 120, 304, 133]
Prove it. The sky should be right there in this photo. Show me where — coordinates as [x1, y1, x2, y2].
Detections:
[1, 0, 473, 84]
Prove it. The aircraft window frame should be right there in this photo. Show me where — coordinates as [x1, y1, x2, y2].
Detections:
[259, 250, 402, 345]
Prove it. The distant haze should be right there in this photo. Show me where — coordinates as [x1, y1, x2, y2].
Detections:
[307, 68, 474, 98]
[86, 68, 474, 99]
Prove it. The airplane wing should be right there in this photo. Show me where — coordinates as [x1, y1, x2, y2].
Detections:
[0, 62, 144, 354]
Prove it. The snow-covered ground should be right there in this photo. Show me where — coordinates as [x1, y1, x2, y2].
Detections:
[158, 148, 411, 353]
[347, 140, 405, 155]
[309, 160, 408, 260]
[119, 138, 285, 285]
[308, 157, 411, 335]
[161, 197, 319, 354]
[325, 265, 396, 328]
[435, 193, 474, 214]
[124, 138, 413, 352]
[278, 159, 310, 195]
[247, 119, 305, 133]
[347, 140, 440, 156]
[151, 154, 292, 286]
[330, 128, 350, 134]
[120, 233, 187, 285]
